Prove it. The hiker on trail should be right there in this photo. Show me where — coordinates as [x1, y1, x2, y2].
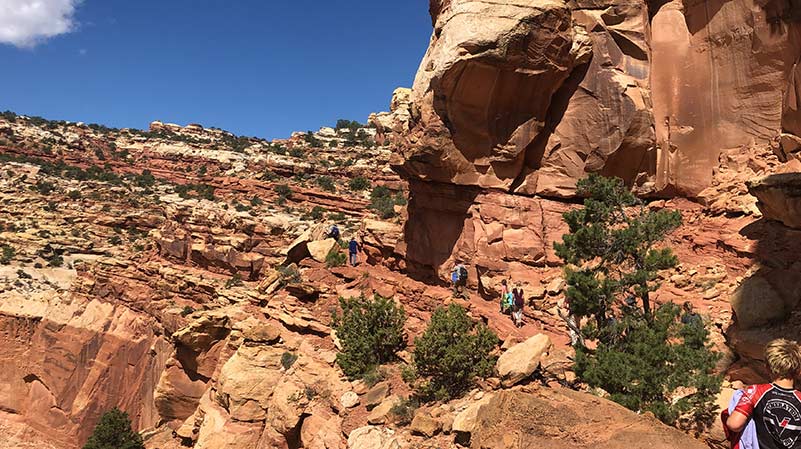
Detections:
[512, 283, 525, 327]
[681, 301, 703, 327]
[725, 339, 801, 449]
[558, 296, 583, 347]
[328, 224, 340, 242]
[348, 236, 360, 267]
[451, 261, 468, 298]
[499, 279, 510, 313]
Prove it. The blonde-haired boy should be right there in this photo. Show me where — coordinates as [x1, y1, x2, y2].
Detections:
[727, 339, 801, 449]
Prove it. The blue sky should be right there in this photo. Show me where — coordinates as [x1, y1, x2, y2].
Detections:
[0, 1, 431, 139]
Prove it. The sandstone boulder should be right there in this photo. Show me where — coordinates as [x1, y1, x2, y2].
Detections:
[364, 382, 390, 410]
[463, 389, 710, 448]
[308, 238, 338, 263]
[410, 411, 441, 437]
[496, 334, 552, 387]
[748, 173, 801, 229]
[367, 395, 400, 425]
[340, 391, 360, 409]
[346, 426, 405, 449]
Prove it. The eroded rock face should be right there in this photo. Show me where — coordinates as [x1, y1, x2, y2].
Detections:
[394, 0, 801, 197]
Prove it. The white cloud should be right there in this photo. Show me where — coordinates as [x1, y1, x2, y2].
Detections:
[0, 0, 81, 48]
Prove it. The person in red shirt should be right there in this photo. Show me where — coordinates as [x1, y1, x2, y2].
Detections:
[727, 339, 801, 449]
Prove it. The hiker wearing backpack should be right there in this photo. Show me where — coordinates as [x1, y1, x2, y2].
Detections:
[328, 224, 340, 242]
[512, 283, 525, 327]
[452, 261, 468, 298]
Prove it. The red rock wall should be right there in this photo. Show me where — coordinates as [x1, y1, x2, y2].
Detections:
[0, 299, 170, 448]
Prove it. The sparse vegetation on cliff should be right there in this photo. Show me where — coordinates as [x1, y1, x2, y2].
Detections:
[412, 303, 498, 401]
[82, 408, 144, 449]
[555, 174, 720, 425]
[349, 176, 370, 191]
[331, 295, 406, 379]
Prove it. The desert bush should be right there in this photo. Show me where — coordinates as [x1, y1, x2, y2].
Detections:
[281, 351, 298, 370]
[332, 295, 406, 379]
[413, 304, 498, 401]
[0, 245, 15, 264]
[349, 177, 370, 191]
[316, 176, 336, 192]
[309, 206, 326, 220]
[275, 184, 292, 204]
[325, 248, 346, 268]
[225, 273, 243, 288]
[390, 397, 420, 426]
[82, 408, 144, 449]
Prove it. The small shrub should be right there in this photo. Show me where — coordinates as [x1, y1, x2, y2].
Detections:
[400, 364, 417, 385]
[67, 190, 81, 200]
[108, 235, 122, 245]
[278, 264, 301, 285]
[328, 211, 346, 222]
[180, 306, 195, 317]
[225, 273, 243, 288]
[17, 269, 31, 279]
[362, 366, 387, 387]
[0, 245, 15, 264]
[316, 176, 336, 192]
[331, 295, 407, 379]
[233, 201, 251, 212]
[370, 186, 400, 219]
[413, 304, 498, 401]
[349, 177, 370, 191]
[281, 351, 298, 370]
[250, 196, 263, 207]
[82, 407, 144, 449]
[325, 248, 346, 268]
[309, 206, 326, 221]
[48, 253, 64, 267]
[389, 397, 419, 426]
[35, 180, 56, 195]
[197, 165, 207, 176]
[262, 169, 278, 181]
[289, 147, 305, 158]
[275, 184, 292, 202]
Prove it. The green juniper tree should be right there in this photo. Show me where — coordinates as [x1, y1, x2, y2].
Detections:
[83, 408, 144, 449]
[331, 295, 406, 379]
[412, 304, 498, 401]
[554, 174, 720, 426]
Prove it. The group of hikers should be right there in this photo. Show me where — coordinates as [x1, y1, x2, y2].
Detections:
[446, 260, 801, 449]
[449, 261, 525, 327]
[327, 224, 360, 267]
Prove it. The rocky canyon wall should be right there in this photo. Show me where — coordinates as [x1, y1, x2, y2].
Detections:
[393, 0, 801, 193]
[384, 0, 801, 280]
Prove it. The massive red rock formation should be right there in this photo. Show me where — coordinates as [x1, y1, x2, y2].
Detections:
[393, 0, 801, 197]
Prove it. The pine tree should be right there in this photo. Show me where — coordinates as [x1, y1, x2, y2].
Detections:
[555, 174, 720, 426]
[83, 408, 144, 449]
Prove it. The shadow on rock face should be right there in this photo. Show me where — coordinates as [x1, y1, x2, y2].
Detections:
[401, 180, 479, 285]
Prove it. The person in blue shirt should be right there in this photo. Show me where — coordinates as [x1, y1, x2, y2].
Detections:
[328, 224, 340, 242]
[348, 236, 360, 266]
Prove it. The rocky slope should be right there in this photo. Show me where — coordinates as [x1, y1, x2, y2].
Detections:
[4, 0, 801, 447]
[0, 104, 724, 449]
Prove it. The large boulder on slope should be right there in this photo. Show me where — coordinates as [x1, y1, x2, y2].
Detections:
[455, 389, 710, 449]
[496, 334, 552, 387]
